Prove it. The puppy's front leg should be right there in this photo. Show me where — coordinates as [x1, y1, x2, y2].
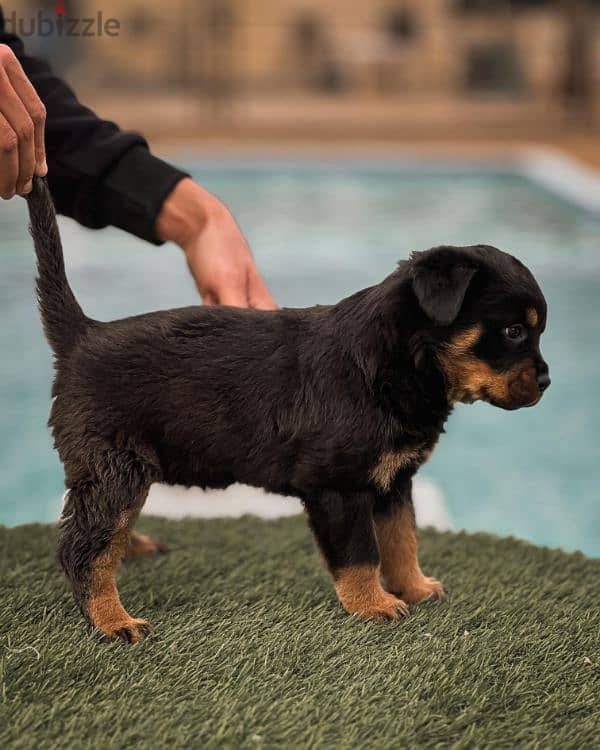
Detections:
[305, 490, 409, 621]
[374, 484, 445, 604]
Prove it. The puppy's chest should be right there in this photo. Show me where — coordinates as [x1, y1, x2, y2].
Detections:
[369, 436, 439, 493]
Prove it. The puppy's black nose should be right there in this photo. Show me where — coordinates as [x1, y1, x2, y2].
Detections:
[537, 373, 551, 392]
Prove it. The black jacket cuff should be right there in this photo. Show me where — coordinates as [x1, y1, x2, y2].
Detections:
[98, 146, 189, 245]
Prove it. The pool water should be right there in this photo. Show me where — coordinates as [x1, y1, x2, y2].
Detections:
[1, 161, 598, 556]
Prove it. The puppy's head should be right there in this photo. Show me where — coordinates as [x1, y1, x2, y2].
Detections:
[410, 244, 549, 410]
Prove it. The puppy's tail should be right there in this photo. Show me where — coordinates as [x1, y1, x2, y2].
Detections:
[25, 176, 88, 357]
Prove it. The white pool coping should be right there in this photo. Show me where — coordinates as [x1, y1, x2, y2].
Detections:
[516, 147, 600, 216]
[143, 476, 453, 532]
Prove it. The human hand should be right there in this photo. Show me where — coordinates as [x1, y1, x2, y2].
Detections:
[0, 44, 47, 198]
[156, 178, 277, 309]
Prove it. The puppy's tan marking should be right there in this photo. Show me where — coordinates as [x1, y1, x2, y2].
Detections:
[438, 325, 499, 402]
[445, 324, 483, 353]
[449, 359, 510, 404]
[87, 512, 153, 642]
[334, 564, 409, 621]
[437, 324, 538, 406]
[370, 449, 422, 492]
[125, 530, 168, 560]
[526, 307, 538, 327]
[375, 503, 444, 603]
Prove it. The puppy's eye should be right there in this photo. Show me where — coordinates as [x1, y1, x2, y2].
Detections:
[503, 324, 526, 341]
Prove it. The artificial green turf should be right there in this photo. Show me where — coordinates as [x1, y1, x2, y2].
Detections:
[0, 516, 598, 750]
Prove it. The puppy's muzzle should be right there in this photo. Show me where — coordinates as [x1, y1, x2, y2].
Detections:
[501, 360, 550, 410]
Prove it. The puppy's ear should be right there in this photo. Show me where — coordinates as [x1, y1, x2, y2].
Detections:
[410, 250, 477, 326]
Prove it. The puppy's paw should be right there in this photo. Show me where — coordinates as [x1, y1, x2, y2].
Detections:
[401, 575, 445, 604]
[334, 566, 410, 622]
[99, 617, 156, 644]
[343, 590, 410, 622]
[125, 531, 169, 561]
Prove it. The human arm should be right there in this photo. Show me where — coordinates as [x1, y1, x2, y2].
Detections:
[0, 10, 275, 308]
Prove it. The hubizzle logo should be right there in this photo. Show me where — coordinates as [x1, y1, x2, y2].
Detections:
[3, 3, 121, 37]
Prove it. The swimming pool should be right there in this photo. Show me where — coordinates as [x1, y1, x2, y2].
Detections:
[1, 156, 598, 556]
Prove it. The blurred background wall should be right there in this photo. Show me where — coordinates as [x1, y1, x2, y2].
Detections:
[6, 0, 600, 150]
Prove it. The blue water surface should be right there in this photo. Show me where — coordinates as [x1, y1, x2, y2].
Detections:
[0, 161, 598, 555]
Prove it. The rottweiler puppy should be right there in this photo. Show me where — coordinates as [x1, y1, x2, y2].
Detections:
[26, 177, 549, 643]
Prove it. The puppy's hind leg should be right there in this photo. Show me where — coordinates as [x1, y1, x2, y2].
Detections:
[305, 490, 409, 622]
[59, 450, 159, 643]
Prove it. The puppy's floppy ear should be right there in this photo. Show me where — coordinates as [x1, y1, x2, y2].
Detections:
[410, 248, 477, 326]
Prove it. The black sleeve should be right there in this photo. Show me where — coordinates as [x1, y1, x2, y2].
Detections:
[0, 11, 189, 244]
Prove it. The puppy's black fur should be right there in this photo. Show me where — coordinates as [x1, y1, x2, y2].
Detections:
[26, 177, 548, 641]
